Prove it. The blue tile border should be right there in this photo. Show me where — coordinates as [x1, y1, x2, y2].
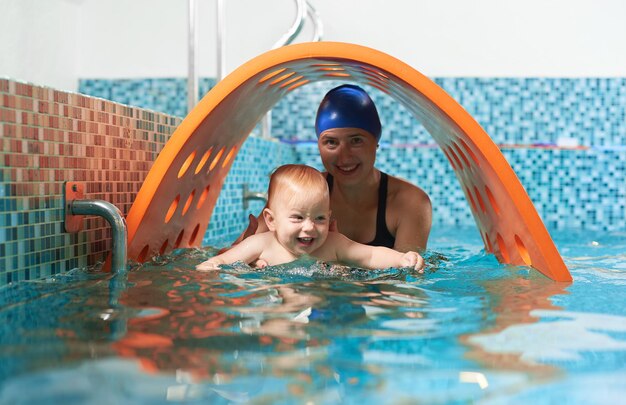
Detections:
[78, 77, 626, 234]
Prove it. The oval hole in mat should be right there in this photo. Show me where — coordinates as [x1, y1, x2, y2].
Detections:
[515, 234, 532, 266]
[496, 233, 510, 262]
[197, 185, 210, 209]
[194, 147, 213, 175]
[182, 190, 195, 216]
[189, 224, 200, 245]
[177, 151, 196, 179]
[138, 244, 150, 263]
[174, 229, 185, 249]
[165, 195, 180, 223]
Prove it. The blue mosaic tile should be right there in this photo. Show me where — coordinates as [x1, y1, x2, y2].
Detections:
[80, 78, 218, 118]
[78, 77, 626, 238]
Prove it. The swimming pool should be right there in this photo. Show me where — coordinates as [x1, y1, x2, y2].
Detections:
[0, 226, 624, 404]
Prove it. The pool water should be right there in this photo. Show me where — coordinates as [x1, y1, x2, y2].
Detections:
[1, 227, 625, 404]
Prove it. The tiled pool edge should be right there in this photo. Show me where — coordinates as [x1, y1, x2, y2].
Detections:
[0, 78, 293, 284]
[2, 77, 625, 285]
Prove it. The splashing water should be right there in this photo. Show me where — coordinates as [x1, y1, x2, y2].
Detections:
[1, 227, 625, 404]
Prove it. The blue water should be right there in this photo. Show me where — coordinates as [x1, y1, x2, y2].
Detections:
[0, 226, 625, 404]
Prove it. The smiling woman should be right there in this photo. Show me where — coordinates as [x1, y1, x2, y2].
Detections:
[237, 84, 433, 254]
[315, 84, 432, 252]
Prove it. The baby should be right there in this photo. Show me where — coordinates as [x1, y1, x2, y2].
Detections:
[196, 164, 424, 271]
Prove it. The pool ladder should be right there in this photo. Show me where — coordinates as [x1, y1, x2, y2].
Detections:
[190, 0, 323, 136]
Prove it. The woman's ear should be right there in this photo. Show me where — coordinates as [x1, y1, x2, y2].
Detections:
[263, 208, 276, 232]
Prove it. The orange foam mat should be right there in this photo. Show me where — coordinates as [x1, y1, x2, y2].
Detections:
[125, 41, 572, 282]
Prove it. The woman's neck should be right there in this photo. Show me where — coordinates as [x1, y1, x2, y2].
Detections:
[333, 168, 380, 204]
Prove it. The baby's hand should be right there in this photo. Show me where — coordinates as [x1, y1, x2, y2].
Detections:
[401, 251, 425, 273]
[252, 259, 269, 268]
[196, 259, 222, 271]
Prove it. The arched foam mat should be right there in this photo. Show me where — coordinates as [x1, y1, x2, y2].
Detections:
[125, 42, 572, 282]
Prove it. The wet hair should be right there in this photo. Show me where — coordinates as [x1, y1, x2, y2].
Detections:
[267, 164, 329, 210]
[315, 84, 382, 141]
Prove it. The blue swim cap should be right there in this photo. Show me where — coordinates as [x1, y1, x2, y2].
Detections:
[315, 84, 382, 141]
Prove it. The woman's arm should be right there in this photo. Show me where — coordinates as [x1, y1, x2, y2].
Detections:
[392, 182, 432, 252]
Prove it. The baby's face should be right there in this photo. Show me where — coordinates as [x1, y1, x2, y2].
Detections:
[271, 192, 330, 256]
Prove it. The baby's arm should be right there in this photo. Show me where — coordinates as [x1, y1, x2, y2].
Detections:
[331, 233, 425, 272]
[196, 233, 266, 271]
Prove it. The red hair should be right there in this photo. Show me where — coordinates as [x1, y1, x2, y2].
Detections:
[267, 164, 329, 210]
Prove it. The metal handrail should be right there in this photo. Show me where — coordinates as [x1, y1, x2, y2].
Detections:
[262, 0, 323, 139]
[198, 0, 323, 137]
[216, 0, 226, 81]
[70, 200, 128, 274]
[187, 0, 199, 114]
[272, 0, 307, 49]
[243, 184, 268, 210]
[307, 2, 323, 42]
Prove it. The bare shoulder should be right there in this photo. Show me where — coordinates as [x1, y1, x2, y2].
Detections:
[387, 175, 431, 211]
[241, 232, 273, 248]
[386, 174, 432, 251]
[325, 231, 351, 245]
[322, 232, 352, 252]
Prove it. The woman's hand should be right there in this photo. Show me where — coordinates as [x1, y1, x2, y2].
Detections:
[400, 251, 425, 273]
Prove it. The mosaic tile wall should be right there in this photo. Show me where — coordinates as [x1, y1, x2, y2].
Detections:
[80, 77, 626, 146]
[295, 145, 626, 231]
[80, 77, 626, 232]
[79, 78, 218, 119]
[0, 78, 293, 285]
[0, 79, 178, 284]
[271, 78, 626, 146]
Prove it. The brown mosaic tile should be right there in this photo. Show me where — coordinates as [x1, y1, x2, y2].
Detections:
[1, 79, 181, 285]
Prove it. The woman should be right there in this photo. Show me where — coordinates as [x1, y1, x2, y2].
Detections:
[237, 84, 432, 253]
[315, 84, 431, 252]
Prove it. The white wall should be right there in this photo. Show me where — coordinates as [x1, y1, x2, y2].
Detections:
[314, 0, 626, 77]
[0, 0, 79, 91]
[74, 0, 304, 79]
[2, 0, 626, 92]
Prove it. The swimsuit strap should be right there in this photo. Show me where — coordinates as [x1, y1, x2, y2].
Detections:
[326, 172, 334, 193]
[376, 172, 389, 235]
[326, 172, 395, 248]
[368, 172, 396, 248]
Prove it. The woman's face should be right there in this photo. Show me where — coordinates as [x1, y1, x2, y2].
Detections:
[317, 127, 378, 185]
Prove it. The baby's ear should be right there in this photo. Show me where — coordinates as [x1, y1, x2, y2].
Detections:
[263, 208, 276, 231]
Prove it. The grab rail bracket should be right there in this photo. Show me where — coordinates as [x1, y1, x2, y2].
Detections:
[64, 182, 85, 233]
[243, 184, 268, 211]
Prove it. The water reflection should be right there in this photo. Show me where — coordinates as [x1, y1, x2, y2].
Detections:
[460, 272, 569, 376]
[4, 242, 624, 403]
[108, 260, 439, 399]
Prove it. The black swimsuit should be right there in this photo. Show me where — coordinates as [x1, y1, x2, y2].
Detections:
[326, 172, 396, 248]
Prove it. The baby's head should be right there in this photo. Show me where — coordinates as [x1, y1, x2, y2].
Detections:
[267, 164, 329, 212]
[264, 165, 331, 255]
